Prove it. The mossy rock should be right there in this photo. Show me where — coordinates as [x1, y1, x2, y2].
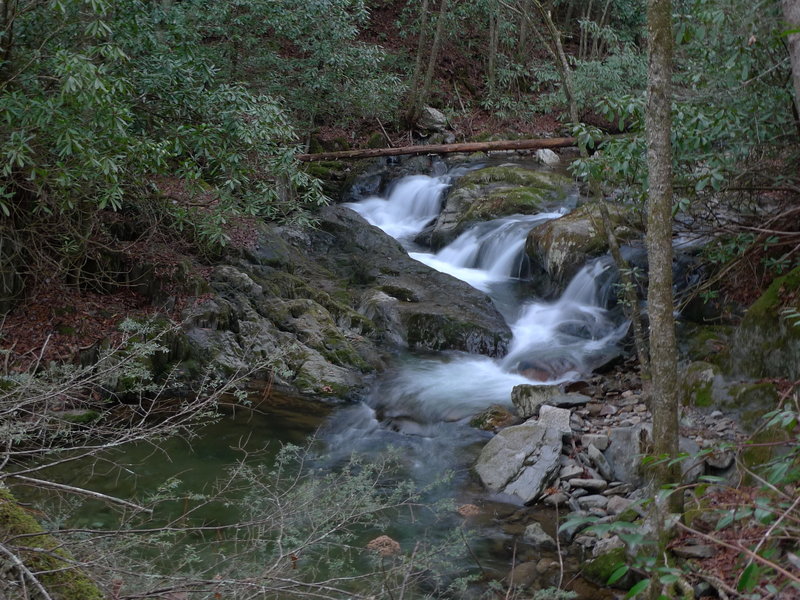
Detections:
[682, 324, 733, 366]
[679, 361, 721, 408]
[741, 426, 793, 473]
[729, 381, 780, 433]
[456, 165, 572, 189]
[730, 265, 800, 379]
[525, 202, 640, 288]
[581, 546, 631, 589]
[0, 486, 105, 600]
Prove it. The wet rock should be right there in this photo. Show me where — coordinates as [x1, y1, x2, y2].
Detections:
[592, 535, 625, 558]
[469, 405, 519, 431]
[511, 384, 560, 418]
[560, 463, 584, 480]
[523, 522, 557, 551]
[504, 561, 540, 589]
[525, 202, 639, 289]
[474, 420, 563, 504]
[545, 392, 592, 409]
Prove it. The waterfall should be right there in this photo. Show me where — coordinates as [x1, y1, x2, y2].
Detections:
[344, 174, 449, 239]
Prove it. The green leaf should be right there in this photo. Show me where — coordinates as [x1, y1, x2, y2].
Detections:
[607, 564, 629, 585]
[737, 563, 760, 591]
[625, 579, 650, 598]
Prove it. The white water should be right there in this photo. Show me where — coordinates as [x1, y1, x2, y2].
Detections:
[330, 165, 628, 475]
[344, 174, 449, 239]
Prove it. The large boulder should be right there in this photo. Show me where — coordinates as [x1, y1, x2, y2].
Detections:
[424, 165, 575, 248]
[525, 202, 639, 288]
[475, 419, 564, 504]
[730, 265, 800, 380]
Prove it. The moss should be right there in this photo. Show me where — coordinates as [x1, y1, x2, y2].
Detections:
[462, 187, 547, 221]
[581, 546, 628, 587]
[730, 382, 780, 432]
[745, 265, 800, 322]
[379, 285, 419, 302]
[304, 160, 346, 180]
[457, 165, 571, 189]
[366, 133, 385, 148]
[0, 487, 105, 600]
[63, 410, 101, 424]
[741, 427, 792, 473]
[679, 361, 720, 408]
[683, 325, 732, 365]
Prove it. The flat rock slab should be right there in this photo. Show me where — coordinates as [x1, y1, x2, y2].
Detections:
[475, 420, 563, 504]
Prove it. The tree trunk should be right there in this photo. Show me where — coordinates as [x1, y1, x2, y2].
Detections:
[416, 0, 449, 122]
[297, 135, 581, 161]
[645, 0, 682, 513]
[488, 10, 499, 92]
[783, 0, 800, 117]
[403, 0, 431, 125]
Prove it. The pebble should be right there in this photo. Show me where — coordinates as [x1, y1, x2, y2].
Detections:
[604, 483, 633, 496]
[571, 488, 588, 499]
[606, 495, 633, 515]
[621, 390, 635, 398]
[543, 492, 569, 507]
[710, 410, 723, 418]
[599, 404, 618, 416]
[634, 404, 647, 413]
[560, 464, 584, 479]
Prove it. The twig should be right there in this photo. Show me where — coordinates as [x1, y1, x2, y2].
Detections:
[9, 475, 153, 514]
[0, 541, 56, 600]
[459, 526, 488, 578]
[375, 117, 394, 148]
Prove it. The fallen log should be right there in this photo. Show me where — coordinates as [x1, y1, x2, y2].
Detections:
[296, 136, 579, 162]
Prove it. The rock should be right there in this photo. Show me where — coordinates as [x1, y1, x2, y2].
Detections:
[592, 535, 625, 558]
[599, 404, 618, 416]
[511, 384, 561, 418]
[568, 478, 608, 491]
[536, 148, 561, 165]
[525, 202, 639, 289]
[560, 463, 584, 479]
[457, 504, 482, 518]
[543, 492, 569, 507]
[571, 488, 588, 499]
[469, 404, 519, 431]
[679, 361, 722, 408]
[731, 265, 800, 380]
[427, 165, 574, 248]
[366, 535, 401, 556]
[581, 433, 610, 451]
[537, 405, 572, 434]
[416, 106, 448, 132]
[577, 494, 609, 510]
[504, 560, 539, 588]
[581, 546, 630, 588]
[587, 443, 614, 481]
[558, 510, 591, 542]
[604, 425, 652, 486]
[474, 420, 563, 504]
[523, 522, 557, 551]
[705, 449, 735, 470]
[680, 436, 705, 483]
[606, 496, 633, 515]
[545, 392, 592, 409]
[604, 483, 633, 497]
[672, 544, 717, 559]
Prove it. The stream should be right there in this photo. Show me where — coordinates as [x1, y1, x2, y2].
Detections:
[35, 159, 628, 598]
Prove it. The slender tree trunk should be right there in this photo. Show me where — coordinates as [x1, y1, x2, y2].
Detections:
[783, 0, 800, 118]
[488, 11, 499, 92]
[645, 0, 682, 514]
[404, 0, 431, 125]
[416, 0, 449, 121]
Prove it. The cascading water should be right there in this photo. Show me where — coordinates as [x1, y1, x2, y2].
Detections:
[324, 162, 629, 480]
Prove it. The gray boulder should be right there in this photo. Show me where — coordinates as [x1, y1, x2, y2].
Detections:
[475, 420, 563, 504]
[416, 106, 448, 132]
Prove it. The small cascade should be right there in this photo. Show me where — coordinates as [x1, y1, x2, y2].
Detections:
[344, 174, 449, 239]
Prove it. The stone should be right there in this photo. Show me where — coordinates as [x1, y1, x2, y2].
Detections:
[604, 483, 633, 497]
[592, 535, 625, 558]
[504, 560, 539, 588]
[511, 384, 561, 418]
[606, 496, 633, 515]
[543, 492, 569, 507]
[604, 424, 652, 486]
[568, 478, 608, 491]
[571, 488, 588, 499]
[523, 522, 557, 551]
[416, 106, 448, 132]
[559, 464, 584, 479]
[587, 443, 614, 481]
[474, 421, 562, 504]
[705, 449, 735, 470]
[537, 405, 572, 434]
[545, 392, 592, 409]
[599, 404, 618, 416]
[680, 436, 704, 483]
[536, 148, 561, 165]
[457, 504, 481, 518]
[577, 494, 609, 510]
[581, 433, 610, 451]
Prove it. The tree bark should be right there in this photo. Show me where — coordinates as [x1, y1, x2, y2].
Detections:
[783, 0, 800, 117]
[297, 136, 581, 161]
[416, 0, 449, 123]
[645, 0, 682, 513]
[403, 0, 431, 125]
